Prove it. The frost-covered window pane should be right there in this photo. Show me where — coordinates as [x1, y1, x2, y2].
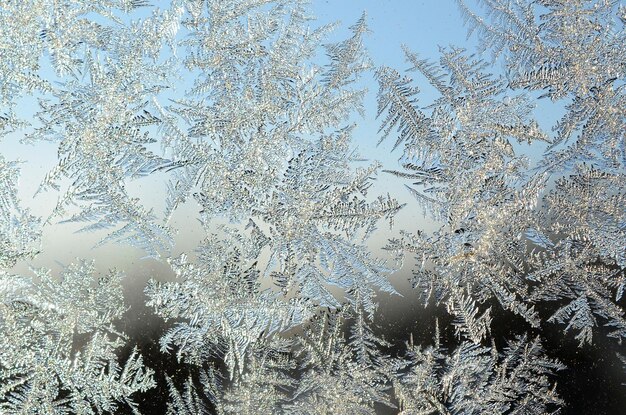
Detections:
[1, 1, 624, 413]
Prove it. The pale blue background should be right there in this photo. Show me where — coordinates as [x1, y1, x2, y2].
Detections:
[3, 0, 548, 298]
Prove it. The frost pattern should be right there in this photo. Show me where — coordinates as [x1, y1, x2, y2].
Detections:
[0, 157, 40, 269]
[0, 0, 624, 413]
[377, 48, 547, 335]
[147, 0, 402, 381]
[378, 0, 625, 347]
[146, 235, 312, 376]
[162, 310, 398, 415]
[0, 261, 154, 414]
[2, 0, 184, 257]
[393, 327, 564, 414]
[161, 311, 563, 414]
[157, 0, 401, 311]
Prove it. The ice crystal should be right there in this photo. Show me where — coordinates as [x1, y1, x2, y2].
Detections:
[146, 235, 311, 376]
[0, 157, 40, 269]
[163, 309, 395, 415]
[159, 1, 401, 312]
[458, 0, 625, 172]
[3, 0, 184, 257]
[164, 337, 296, 415]
[1, 0, 624, 413]
[377, 47, 547, 334]
[392, 325, 564, 414]
[0, 261, 154, 414]
[378, 0, 625, 349]
[161, 1, 372, 220]
[147, 1, 402, 383]
[528, 165, 626, 344]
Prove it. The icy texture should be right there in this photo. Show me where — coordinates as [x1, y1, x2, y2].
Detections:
[393, 327, 564, 414]
[0, 261, 154, 414]
[147, 0, 402, 382]
[158, 1, 401, 311]
[0, 0, 624, 413]
[1, 0, 183, 257]
[377, 48, 547, 337]
[162, 311, 563, 414]
[0, 157, 40, 269]
[146, 235, 312, 376]
[378, 0, 625, 347]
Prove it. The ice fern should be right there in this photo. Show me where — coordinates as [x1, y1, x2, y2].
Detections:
[528, 165, 626, 345]
[161, 309, 396, 415]
[0, 261, 154, 414]
[158, 0, 401, 311]
[2, 0, 184, 257]
[160, 1, 373, 220]
[392, 324, 564, 415]
[0, 157, 40, 269]
[160, 309, 565, 414]
[378, 0, 626, 350]
[377, 47, 547, 336]
[146, 0, 402, 382]
[460, 0, 626, 173]
[146, 234, 311, 377]
[464, 0, 626, 345]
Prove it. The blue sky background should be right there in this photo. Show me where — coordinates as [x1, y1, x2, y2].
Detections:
[312, 0, 476, 161]
[2, 4, 590, 388]
[3, 1, 555, 291]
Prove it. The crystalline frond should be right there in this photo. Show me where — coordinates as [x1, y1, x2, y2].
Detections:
[165, 2, 377, 222]
[460, 0, 625, 95]
[4, 1, 186, 257]
[527, 166, 626, 345]
[258, 130, 401, 310]
[285, 308, 394, 414]
[145, 233, 312, 377]
[165, 375, 210, 415]
[0, 156, 40, 269]
[394, 325, 564, 414]
[164, 337, 296, 415]
[145, 2, 405, 401]
[460, 0, 626, 171]
[379, 1, 626, 351]
[0, 260, 155, 414]
[376, 46, 547, 328]
[160, 305, 400, 414]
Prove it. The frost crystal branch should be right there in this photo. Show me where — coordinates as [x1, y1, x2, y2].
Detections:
[378, 0, 625, 349]
[1, 0, 624, 412]
[0, 261, 154, 414]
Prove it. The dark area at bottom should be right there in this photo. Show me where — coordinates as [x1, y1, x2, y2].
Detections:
[118, 291, 626, 415]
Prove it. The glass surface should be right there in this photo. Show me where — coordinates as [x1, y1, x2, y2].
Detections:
[1, 1, 624, 413]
